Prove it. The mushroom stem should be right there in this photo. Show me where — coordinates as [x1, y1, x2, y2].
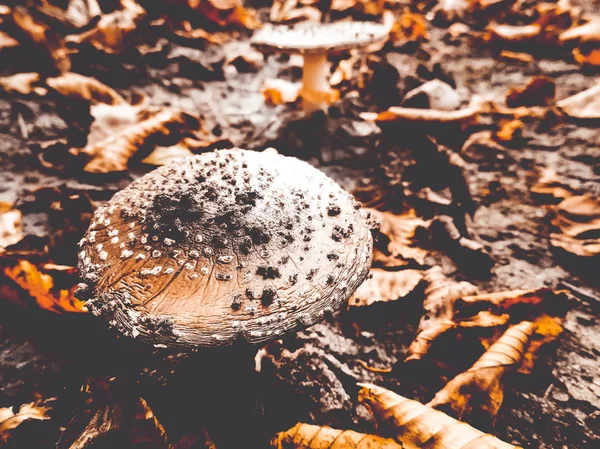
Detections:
[301, 52, 331, 115]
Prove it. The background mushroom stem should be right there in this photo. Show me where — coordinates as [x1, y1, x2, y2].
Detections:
[301, 53, 331, 114]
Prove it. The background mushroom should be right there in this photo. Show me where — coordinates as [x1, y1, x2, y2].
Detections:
[251, 21, 390, 114]
[77, 148, 373, 349]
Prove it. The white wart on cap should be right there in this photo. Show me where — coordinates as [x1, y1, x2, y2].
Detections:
[252, 21, 390, 114]
[77, 149, 373, 348]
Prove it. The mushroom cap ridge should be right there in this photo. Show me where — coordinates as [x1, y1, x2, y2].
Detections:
[251, 20, 391, 55]
[77, 149, 373, 348]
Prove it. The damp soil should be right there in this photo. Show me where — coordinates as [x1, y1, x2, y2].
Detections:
[1, 2, 599, 449]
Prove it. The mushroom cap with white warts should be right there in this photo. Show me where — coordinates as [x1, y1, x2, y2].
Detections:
[77, 149, 373, 348]
[251, 21, 390, 55]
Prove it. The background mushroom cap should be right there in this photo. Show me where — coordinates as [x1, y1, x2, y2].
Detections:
[78, 149, 373, 348]
[251, 21, 390, 54]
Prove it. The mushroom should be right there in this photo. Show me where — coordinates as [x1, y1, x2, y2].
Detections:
[251, 21, 390, 115]
[76, 148, 373, 349]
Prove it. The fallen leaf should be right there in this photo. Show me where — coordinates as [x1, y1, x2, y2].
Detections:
[367, 209, 429, 268]
[426, 321, 536, 424]
[0, 30, 19, 50]
[506, 76, 555, 108]
[12, 6, 71, 72]
[560, 16, 600, 43]
[0, 203, 23, 249]
[262, 79, 302, 105]
[530, 168, 575, 203]
[79, 103, 199, 173]
[0, 72, 47, 96]
[358, 384, 519, 448]
[549, 195, 600, 258]
[0, 402, 50, 444]
[433, 0, 470, 23]
[65, 0, 146, 54]
[389, 11, 428, 42]
[363, 104, 479, 125]
[349, 269, 424, 307]
[57, 377, 167, 449]
[330, 56, 358, 87]
[499, 50, 534, 62]
[192, 0, 261, 29]
[3, 260, 86, 313]
[272, 422, 403, 449]
[556, 83, 600, 119]
[495, 118, 523, 143]
[171, 20, 229, 46]
[573, 47, 600, 66]
[406, 267, 479, 362]
[47, 72, 126, 105]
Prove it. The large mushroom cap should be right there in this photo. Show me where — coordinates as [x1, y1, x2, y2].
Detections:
[78, 149, 372, 348]
[251, 21, 390, 54]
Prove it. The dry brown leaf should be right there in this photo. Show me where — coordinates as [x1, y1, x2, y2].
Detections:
[3, 260, 86, 313]
[47, 72, 126, 105]
[0, 30, 19, 50]
[362, 104, 478, 125]
[0, 402, 50, 443]
[560, 17, 600, 43]
[0, 73, 47, 96]
[427, 321, 536, 423]
[0, 203, 23, 249]
[556, 83, 600, 119]
[192, 0, 261, 29]
[486, 23, 541, 43]
[506, 76, 555, 108]
[79, 103, 198, 173]
[495, 119, 522, 143]
[141, 137, 229, 166]
[12, 7, 71, 72]
[262, 79, 302, 105]
[172, 20, 229, 45]
[406, 267, 479, 362]
[499, 50, 534, 62]
[530, 168, 575, 203]
[573, 47, 600, 66]
[433, 0, 470, 22]
[330, 56, 358, 86]
[271, 422, 403, 449]
[408, 285, 567, 363]
[65, 0, 146, 54]
[550, 195, 600, 258]
[349, 269, 424, 307]
[389, 11, 428, 42]
[358, 384, 519, 449]
[367, 209, 429, 268]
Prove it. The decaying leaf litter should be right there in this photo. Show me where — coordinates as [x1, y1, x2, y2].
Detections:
[0, 0, 599, 448]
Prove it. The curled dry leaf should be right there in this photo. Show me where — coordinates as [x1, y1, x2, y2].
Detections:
[505, 76, 555, 108]
[349, 269, 424, 307]
[192, 0, 261, 29]
[262, 79, 302, 105]
[0, 72, 47, 96]
[427, 321, 537, 424]
[58, 378, 167, 449]
[549, 195, 600, 258]
[407, 267, 479, 362]
[556, 83, 600, 119]
[80, 103, 199, 173]
[3, 261, 86, 313]
[357, 384, 519, 449]
[362, 104, 478, 125]
[572, 47, 600, 67]
[389, 11, 428, 43]
[141, 136, 233, 166]
[47, 72, 126, 105]
[530, 168, 575, 204]
[0, 203, 23, 249]
[65, 0, 146, 54]
[0, 30, 19, 50]
[271, 422, 403, 449]
[367, 208, 429, 268]
[560, 17, 600, 43]
[0, 402, 50, 443]
[11, 7, 71, 72]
